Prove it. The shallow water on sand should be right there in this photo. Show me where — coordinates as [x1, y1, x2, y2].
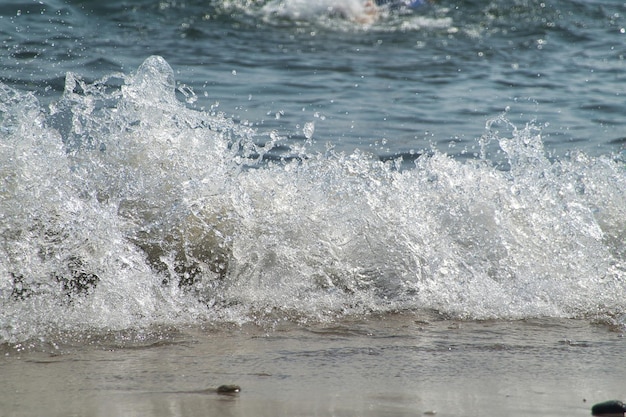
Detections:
[1, 315, 624, 417]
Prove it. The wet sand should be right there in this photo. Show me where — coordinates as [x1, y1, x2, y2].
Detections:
[1, 315, 624, 417]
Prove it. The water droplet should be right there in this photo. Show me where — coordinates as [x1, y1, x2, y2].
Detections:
[303, 122, 315, 140]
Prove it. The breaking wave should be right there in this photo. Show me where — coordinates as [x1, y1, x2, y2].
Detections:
[1, 56, 625, 344]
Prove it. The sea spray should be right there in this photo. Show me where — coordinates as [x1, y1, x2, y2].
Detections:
[1, 56, 625, 345]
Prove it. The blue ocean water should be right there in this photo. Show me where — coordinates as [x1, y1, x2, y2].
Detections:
[1, 0, 626, 344]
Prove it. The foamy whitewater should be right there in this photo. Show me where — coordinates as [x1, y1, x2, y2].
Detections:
[1, 0, 626, 345]
[1, 55, 625, 344]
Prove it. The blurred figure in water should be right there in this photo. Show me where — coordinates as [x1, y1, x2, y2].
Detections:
[360, 0, 429, 23]
[262, 0, 376, 23]
[358, 0, 429, 23]
[261, 0, 428, 25]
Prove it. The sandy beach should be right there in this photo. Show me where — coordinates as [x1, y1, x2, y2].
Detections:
[1, 315, 623, 417]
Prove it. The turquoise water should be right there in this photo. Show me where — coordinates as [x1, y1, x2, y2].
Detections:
[1, 0, 626, 344]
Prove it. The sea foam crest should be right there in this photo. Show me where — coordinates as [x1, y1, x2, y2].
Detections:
[1, 56, 626, 344]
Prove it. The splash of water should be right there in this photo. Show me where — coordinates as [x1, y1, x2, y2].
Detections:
[261, 0, 376, 23]
[1, 56, 625, 345]
[219, 0, 454, 31]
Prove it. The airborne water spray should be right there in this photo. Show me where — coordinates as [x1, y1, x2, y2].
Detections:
[1, 56, 626, 346]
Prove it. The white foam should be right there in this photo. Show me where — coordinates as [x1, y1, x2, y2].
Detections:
[1, 57, 625, 344]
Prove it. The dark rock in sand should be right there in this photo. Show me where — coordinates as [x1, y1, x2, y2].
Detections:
[216, 384, 241, 394]
[592, 400, 626, 416]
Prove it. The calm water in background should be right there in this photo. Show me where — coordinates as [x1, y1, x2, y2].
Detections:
[1, 2, 626, 414]
[3, 0, 626, 158]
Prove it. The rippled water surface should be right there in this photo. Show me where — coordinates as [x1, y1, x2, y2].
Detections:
[3, 0, 626, 156]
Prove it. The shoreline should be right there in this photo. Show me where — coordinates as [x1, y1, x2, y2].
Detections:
[1, 317, 623, 416]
